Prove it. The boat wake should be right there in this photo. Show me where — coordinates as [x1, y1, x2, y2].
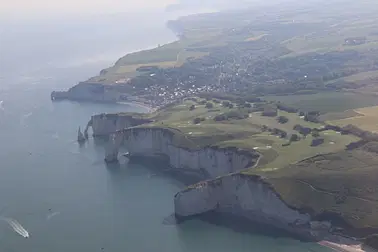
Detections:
[46, 211, 60, 221]
[23, 112, 33, 118]
[0, 217, 29, 238]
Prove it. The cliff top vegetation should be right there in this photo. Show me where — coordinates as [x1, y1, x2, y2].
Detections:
[118, 95, 378, 236]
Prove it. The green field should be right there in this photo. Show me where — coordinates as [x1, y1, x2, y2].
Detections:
[327, 70, 378, 84]
[120, 94, 377, 236]
[139, 98, 360, 170]
[264, 92, 378, 113]
[260, 148, 378, 231]
[87, 25, 244, 82]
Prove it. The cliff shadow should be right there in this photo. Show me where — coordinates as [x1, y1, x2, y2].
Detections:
[128, 155, 205, 186]
[105, 160, 122, 172]
[177, 211, 317, 243]
[93, 136, 110, 146]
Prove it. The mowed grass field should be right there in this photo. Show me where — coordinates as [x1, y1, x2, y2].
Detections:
[328, 106, 378, 133]
[327, 70, 378, 84]
[264, 92, 378, 113]
[146, 98, 359, 170]
[282, 15, 378, 56]
[130, 96, 377, 232]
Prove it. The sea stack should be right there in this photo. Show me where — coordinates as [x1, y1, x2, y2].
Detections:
[84, 129, 89, 139]
[77, 127, 86, 143]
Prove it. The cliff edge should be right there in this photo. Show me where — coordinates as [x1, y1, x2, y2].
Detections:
[83, 96, 378, 246]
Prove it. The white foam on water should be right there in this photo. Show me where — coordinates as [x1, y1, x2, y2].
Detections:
[23, 112, 33, 118]
[46, 212, 60, 221]
[0, 217, 30, 238]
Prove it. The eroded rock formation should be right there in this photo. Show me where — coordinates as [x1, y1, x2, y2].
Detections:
[86, 114, 153, 137]
[105, 127, 260, 179]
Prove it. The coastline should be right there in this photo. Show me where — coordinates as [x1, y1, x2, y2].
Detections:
[53, 9, 378, 252]
[117, 101, 156, 113]
[318, 235, 376, 252]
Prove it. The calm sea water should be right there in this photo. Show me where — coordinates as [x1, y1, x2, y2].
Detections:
[0, 13, 332, 252]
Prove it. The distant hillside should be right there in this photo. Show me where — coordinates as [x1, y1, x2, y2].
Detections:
[165, 0, 252, 12]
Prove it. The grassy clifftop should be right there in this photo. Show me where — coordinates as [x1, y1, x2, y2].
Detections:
[260, 148, 378, 235]
[139, 97, 359, 168]
[122, 95, 378, 236]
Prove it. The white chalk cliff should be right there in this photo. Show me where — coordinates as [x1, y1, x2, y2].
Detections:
[97, 119, 320, 235]
[86, 114, 152, 136]
[174, 174, 310, 226]
[103, 126, 315, 231]
[105, 127, 260, 179]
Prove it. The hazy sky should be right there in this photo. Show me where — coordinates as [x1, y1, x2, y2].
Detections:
[0, 0, 177, 18]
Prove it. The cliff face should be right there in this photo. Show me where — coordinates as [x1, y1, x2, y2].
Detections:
[106, 127, 260, 179]
[51, 82, 120, 102]
[174, 174, 310, 226]
[99, 120, 327, 236]
[87, 114, 153, 136]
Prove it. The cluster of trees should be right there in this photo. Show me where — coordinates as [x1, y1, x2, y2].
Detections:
[262, 107, 278, 117]
[270, 128, 287, 138]
[205, 102, 214, 109]
[222, 101, 234, 108]
[311, 138, 325, 147]
[276, 103, 298, 113]
[214, 109, 249, 121]
[293, 124, 312, 136]
[277, 116, 289, 124]
[193, 117, 206, 124]
[304, 111, 321, 123]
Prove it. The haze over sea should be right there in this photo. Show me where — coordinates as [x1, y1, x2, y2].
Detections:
[0, 12, 331, 251]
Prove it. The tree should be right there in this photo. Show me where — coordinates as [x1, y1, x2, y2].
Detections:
[205, 102, 214, 109]
[193, 117, 205, 124]
[311, 138, 324, 147]
[277, 116, 289, 124]
[228, 103, 234, 109]
[262, 125, 269, 132]
[262, 109, 277, 117]
[222, 101, 230, 107]
[189, 105, 196, 111]
[214, 114, 227, 121]
[290, 134, 300, 142]
[312, 129, 320, 138]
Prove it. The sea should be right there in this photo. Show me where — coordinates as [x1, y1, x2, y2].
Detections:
[0, 11, 332, 252]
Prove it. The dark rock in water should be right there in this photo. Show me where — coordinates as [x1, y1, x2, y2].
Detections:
[77, 127, 86, 143]
[162, 213, 177, 225]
